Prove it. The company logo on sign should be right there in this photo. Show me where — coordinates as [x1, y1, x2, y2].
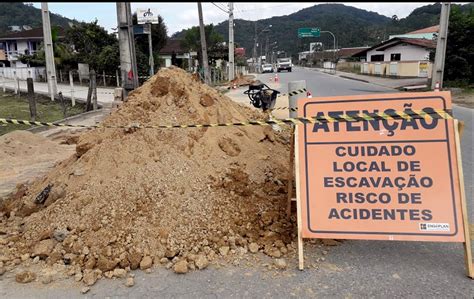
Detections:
[420, 223, 450, 232]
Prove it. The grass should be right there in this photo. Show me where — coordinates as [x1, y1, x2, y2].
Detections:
[0, 91, 85, 136]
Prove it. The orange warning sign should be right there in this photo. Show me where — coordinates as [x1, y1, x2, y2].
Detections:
[297, 91, 464, 242]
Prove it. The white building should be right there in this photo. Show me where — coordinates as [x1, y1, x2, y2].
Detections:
[0, 27, 65, 68]
[355, 38, 435, 63]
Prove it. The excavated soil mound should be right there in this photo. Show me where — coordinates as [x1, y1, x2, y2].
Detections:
[0, 67, 294, 283]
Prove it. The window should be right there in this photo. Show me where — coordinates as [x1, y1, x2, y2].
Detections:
[370, 54, 384, 62]
[390, 53, 401, 61]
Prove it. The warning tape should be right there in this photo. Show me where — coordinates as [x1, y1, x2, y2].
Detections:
[0, 109, 453, 129]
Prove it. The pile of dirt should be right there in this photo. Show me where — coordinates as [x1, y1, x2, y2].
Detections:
[228, 74, 256, 87]
[0, 67, 295, 285]
[0, 131, 76, 200]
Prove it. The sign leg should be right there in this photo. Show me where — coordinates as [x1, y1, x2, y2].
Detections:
[287, 125, 295, 218]
[454, 120, 473, 279]
[294, 125, 304, 270]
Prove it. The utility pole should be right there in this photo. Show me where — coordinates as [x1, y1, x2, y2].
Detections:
[41, 2, 57, 101]
[265, 35, 269, 63]
[228, 2, 235, 81]
[431, 2, 450, 90]
[116, 2, 139, 97]
[197, 2, 210, 84]
[148, 23, 154, 76]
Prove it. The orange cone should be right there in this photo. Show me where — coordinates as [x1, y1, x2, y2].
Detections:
[434, 81, 440, 91]
[274, 73, 279, 83]
[307, 90, 312, 98]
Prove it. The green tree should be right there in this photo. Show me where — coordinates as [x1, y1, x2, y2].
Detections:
[181, 24, 224, 66]
[444, 5, 474, 86]
[64, 20, 118, 71]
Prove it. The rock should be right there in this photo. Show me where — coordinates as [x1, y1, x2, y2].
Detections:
[53, 229, 69, 242]
[248, 243, 259, 253]
[264, 247, 281, 258]
[82, 270, 98, 286]
[33, 239, 55, 259]
[125, 277, 134, 287]
[74, 272, 83, 282]
[15, 271, 36, 283]
[73, 167, 85, 176]
[322, 239, 340, 246]
[159, 258, 168, 264]
[41, 274, 53, 284]
[81, 287, 90, 294]
[199, 94, 215, 107]
[139, 256, 153, 270]
[219, 246, 230, 256]
[0, 267, 5, 276]
[127, 251, 142, 270]
[104, 271, 114, 279]
[274, 258, 287, 270]
[84, 256, 96, 269]
[32, 256, 40, 264]
[195, 255, 209, 270]
[96, 255, 118, 272]
[113, 268, 127, 278]
[173, 260, 188, 274]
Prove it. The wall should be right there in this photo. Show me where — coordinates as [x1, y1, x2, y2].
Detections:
[366, 49, 385, 62]
[1, 66, 46, 81]
[383, 44, 430, 62]
[360, 61, 432, 78]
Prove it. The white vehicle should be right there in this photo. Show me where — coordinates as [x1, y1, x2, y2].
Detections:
[261, 64, 273, 73]
[277, 58, 292, 72]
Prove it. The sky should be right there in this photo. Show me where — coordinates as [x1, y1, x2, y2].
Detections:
[32, 2, 439, 35]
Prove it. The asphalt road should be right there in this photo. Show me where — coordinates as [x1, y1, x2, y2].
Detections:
[1, 67, 473, 298]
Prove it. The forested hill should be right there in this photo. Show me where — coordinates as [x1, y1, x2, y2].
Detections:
[0, 2, 76, 34]
[174, 3, 472, 57]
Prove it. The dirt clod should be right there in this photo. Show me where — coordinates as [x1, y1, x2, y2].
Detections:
[15, 271, 36, 283]
[173, 260, 188, 274]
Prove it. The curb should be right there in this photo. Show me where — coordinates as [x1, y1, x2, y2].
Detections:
[339, 75, 369, 83]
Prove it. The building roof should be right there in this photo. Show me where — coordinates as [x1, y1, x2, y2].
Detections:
[337, 47, 370, 58]
[376, 38, 436, 51]
[159, 39, 186, 55]
[0, 27, 66, 41]
[351, 37, 436, 57]
[406, 25, 439, 34]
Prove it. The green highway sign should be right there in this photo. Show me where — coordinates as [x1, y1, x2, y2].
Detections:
[298, 27, 321, 38]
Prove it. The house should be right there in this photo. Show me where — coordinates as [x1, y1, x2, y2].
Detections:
[298, 46, 369, 63]
[0, 27, 66, 67]
[389, 25, 439, 40]
[158, 38, 195, 68]
[352, 37, 436, 78]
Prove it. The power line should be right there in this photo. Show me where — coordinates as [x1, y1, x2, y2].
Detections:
[211, 2, 229, 14]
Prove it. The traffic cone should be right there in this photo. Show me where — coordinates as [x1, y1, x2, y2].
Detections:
[307, 90, 312, 98]
[434, 81, 440, 91]
[274, 73, 279, 83]
[233, 83, 237, 89]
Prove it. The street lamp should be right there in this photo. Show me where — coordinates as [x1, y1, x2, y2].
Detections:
[253, 24, 272, 70]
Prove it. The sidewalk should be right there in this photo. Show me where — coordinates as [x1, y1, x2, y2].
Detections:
[307, 67, 428, 89]
[1, 78, 115, 107]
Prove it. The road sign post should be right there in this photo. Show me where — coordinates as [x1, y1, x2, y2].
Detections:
[137, 8, 159, 77]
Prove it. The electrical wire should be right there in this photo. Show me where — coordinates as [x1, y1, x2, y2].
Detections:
[211, 2, 229, 14]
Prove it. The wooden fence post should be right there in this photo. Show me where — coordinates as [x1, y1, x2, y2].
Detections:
[103, 70, 106, 87]
[85, 70, 93, 112]
[26, 78, 37, 121]
[58, 91, 67, 118]
[69, 70, 75, 107]
[116, 69, 120, 87]
[92, 70, 97, 110]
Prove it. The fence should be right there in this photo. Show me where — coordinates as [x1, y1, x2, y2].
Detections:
[359, 61, 432, 78]
[0, 67, 46, 81]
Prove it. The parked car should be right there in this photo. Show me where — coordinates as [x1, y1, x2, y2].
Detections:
[261, 64, 274, 73]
